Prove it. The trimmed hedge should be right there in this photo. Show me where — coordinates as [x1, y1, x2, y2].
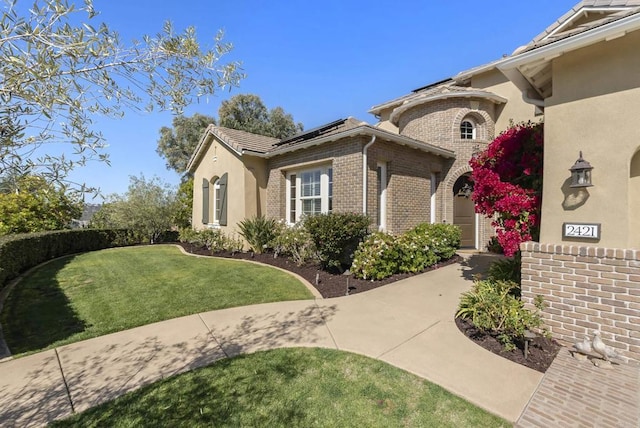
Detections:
[0, 229, 139, 289]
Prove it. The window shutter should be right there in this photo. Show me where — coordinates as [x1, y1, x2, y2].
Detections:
[202, 178, 209, 224]
[218, 173, 228, 226]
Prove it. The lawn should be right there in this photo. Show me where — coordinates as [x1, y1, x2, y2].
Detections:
[52, 348, 509, 428]
[1, 245, 313, 355]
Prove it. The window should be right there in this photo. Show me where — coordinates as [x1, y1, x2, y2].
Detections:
[286, 166, 333, 223]
[213, 178, 222, 224]
[377, 162, 387, 231]
[460, 120, 475, 139]
[204, 173, 228, 227]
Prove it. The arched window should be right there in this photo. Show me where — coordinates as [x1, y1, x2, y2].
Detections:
[460, 120, 475, 139]
[212, 178, 221, 224]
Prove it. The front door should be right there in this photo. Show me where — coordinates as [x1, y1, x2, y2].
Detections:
[453, 175, 476, 248]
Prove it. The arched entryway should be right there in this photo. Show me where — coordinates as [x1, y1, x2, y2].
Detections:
[453, 174, 476, 248]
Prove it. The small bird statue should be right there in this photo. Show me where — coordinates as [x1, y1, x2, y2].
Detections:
[573, 335, 593, 354]
[592, 330, 620, 361]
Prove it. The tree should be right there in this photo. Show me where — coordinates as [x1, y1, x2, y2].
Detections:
[90, 175, 176, 243]
[0, 175, 82, 235]
[470, 122, 544, 257]
[156, 114, 215, 174]
[172, 177, 193, 228]
[0, 0, 243, 190]
[218, 94, 303, 139]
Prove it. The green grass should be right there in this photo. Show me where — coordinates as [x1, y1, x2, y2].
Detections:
[1, 245, 313, 355]
[52, 348, 509, 428]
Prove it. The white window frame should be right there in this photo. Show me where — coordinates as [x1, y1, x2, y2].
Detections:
[377, 162, 387, 231]
[286, 165, 333, 224]
[430, 172, 437, 224]
[212, 178, 222, 225]
[460, 120, 476, 140]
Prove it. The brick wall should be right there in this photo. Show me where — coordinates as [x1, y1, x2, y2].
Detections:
[521, 242, 640, 362]
[265, 138, 364, 221]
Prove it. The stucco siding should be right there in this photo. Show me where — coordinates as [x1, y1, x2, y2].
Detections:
[541, 30, 640, 249]
[470, 69, 539, 133]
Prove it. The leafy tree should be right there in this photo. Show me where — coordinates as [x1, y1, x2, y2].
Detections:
[218, 94, 303, 139]
[0, 175, 82, 235]
[267, 106, 304, 140]
[0, 0, 243, 190]
[91, 175, 176, 243]
[156, 114, 215, 174]
[172, 177, 194, 228]
[470, 122, 544, 256]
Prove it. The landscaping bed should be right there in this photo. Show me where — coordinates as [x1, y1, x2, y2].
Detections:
[455, 316, 561, 373]
[179, 243, 461, 298]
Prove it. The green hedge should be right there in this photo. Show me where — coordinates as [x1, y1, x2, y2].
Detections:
[0, 229, 139, 288]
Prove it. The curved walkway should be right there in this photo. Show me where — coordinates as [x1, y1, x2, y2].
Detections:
[0, 254, 543, 427]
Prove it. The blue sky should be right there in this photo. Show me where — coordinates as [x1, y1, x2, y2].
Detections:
[64, 0, 579, 198]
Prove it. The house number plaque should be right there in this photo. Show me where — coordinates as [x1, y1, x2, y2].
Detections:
[562, 222, 600, 240]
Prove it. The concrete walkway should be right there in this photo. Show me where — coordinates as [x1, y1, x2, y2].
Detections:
[0, 254, 543, 427]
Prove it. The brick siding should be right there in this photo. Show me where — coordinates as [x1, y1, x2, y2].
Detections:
[521, 241, 640, 362]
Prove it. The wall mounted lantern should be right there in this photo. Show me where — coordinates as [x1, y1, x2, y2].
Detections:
[570, 151, 593, 188]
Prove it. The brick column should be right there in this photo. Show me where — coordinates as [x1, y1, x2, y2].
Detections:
[521, 242, 640, 363]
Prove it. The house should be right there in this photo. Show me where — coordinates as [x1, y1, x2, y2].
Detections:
[189, 1, 640, 358]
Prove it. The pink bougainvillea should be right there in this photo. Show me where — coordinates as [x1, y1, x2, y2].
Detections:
[470, 122, 543, 256]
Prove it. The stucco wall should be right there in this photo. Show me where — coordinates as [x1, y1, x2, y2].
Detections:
[541, 30, 640, 249]
[470, 69, 539, 133]
[192, 137, 265, 234]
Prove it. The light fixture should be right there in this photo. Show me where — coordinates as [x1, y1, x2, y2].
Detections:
[570, 151, 593, 188]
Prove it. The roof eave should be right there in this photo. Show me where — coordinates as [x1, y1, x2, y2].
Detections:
[389, 91, 508, 126]
[264, 126, 455, 159]
[185, 126, 244, 174]
[498, 11, 640, 99]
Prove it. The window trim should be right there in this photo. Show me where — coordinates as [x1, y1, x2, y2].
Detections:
[460, 120, 476, 140]
[377, 162, 387, 231]
[212, 178, 222, 225]
[286, 165, 333, 224]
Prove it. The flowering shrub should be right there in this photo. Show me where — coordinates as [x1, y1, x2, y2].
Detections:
[273, 221, 318, 266]
[396, 232, 438, 274]
[406, 223, 461, 261]
[470, 121, 543, 256]
[351, 223, 460, 280]
[350, 232, 400, 280]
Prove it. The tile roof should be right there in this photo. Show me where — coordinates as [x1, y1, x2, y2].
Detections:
[210, 126, 279, 154]
[526, 1, 640, 49]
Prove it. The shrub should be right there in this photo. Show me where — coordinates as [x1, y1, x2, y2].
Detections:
[178, 228, 243, 253]
[456, 279, 545, 350]
[304, 213, 370, 272]
[396, 232, 438, 274]
[407, 223, 461, 261]
[0, 229, 138, 289]
[486, 236, 503, 254]
[487, 254, 521, 287]
[351, 232, 400, 280]
[273, 222, 318, 266]
[237, 216, 280, 254]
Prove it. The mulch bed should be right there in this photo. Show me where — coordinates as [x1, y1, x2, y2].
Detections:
[455, 317, 561, 373]
[177, 242, 561, 372]
[178, 242, 462, 299]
